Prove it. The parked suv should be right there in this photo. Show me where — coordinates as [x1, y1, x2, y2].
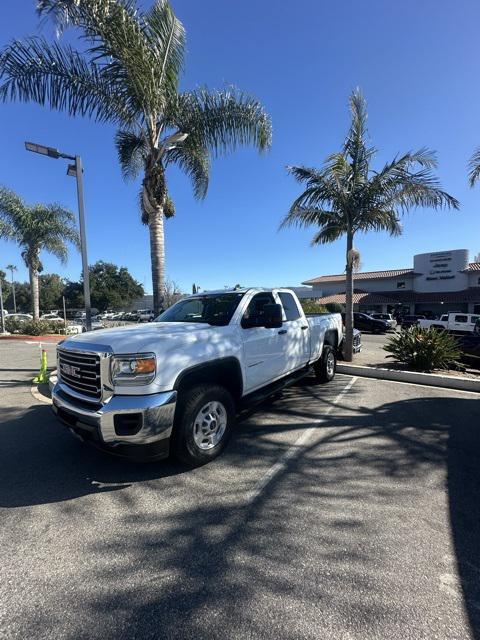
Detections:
[371, 313, 397, 330]
[399, 315, 425, 328]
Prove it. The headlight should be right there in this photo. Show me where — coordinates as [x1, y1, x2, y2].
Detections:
[111, 353, 156, 385]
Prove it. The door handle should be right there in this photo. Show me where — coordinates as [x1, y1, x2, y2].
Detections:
[301, 325, 308, 330]
[278, 329, 287, 335]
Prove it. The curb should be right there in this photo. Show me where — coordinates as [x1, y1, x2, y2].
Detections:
[337, 363, 480, 393]
[30, 384, 53, 405]
[0, 335, 64, 342]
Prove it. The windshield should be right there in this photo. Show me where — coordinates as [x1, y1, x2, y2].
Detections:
[155, 293, 245, 326]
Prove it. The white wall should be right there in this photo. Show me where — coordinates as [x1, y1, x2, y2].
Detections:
[413, 249, 469, 292]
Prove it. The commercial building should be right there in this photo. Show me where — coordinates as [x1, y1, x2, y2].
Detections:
[303, 249, 480, 317]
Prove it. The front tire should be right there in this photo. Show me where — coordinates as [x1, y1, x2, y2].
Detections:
[172, 384, 235, 466]
[314, 345, 336, 383]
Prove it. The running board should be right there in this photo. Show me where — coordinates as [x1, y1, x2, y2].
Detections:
[239, 366, 311, 411]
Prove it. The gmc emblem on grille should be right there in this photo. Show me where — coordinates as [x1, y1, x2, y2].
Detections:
[60, 363, 81, 378]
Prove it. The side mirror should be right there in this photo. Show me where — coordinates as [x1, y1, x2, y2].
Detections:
[263, 303, 283, 329]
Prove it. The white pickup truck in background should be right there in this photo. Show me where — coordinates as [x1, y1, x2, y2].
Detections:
[52, 288, 343, 466]
[418, 312, 480, 334]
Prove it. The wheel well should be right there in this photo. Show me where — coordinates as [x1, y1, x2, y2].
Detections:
[324, 329, 338, 349]
[174, 358, 243, 405]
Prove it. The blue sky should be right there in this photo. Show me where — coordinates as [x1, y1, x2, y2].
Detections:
[1, 0, 479, 293]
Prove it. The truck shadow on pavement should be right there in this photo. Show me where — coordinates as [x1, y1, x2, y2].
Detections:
[0, 377, 479, 639]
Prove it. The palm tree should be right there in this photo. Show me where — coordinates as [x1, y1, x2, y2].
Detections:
[281, 89, 458, 361]
[5, 263, 17, 312]
[468, 148, 480, 187]
[0, 187, 79, 320]
[0, 0, 272, 315]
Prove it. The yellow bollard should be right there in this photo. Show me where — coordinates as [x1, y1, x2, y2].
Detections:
[33, 348, 49, 384]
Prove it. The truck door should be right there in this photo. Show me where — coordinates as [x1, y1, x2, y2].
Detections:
[276, 291, 310, 373]
[452, 314, 469, 332]
[241, 292, 287, 393]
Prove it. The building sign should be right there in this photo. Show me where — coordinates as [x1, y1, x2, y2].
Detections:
[413, 249, 469, 292]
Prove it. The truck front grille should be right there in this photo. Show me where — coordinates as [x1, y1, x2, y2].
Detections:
[58, 349, 101, 400]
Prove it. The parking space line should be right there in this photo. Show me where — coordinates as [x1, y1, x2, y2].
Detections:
[246, 376, 357, 504]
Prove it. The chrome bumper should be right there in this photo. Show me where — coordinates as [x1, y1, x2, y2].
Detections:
[52, 382, 177, 447]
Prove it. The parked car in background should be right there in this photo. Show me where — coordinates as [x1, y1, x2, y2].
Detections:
[41, 313, 65, 323]
[339, 328, 362, 359]
[371, 313, 397, 330]
[418, 312, 480, 334]
[5, 312, 33, 322]
[342, 312, 388, 334]
[137, 309, 155, 322]
[399, 315, 425, 328]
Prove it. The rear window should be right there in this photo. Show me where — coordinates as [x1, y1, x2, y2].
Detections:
[278, 292, 301, 321]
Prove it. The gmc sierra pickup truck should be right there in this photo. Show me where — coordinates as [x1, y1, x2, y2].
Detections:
[52, 288, 343, 466]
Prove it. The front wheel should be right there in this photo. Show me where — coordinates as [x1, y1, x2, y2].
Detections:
[314, 345, 336, 383]
[172, 384, 235, 466]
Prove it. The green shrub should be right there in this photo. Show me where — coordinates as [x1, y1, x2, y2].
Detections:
[325, 302, 344, 313]
[383, 326, 460, 372]
[301, 301, 329, 314]
[4, 317, 24, 333]
[20, 319, 58, 336]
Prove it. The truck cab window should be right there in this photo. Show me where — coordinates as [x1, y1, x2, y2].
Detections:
[278, 292, 301, 321]
[241, 293, 275, 328]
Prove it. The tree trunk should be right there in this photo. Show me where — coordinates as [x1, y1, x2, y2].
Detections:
[29, 265, 40, 320]
[344, 229, 354, 362]
[149, 206, 166, 317]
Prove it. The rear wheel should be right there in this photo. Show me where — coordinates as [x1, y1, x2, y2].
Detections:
[314, 345, 336, 383]
[172, 384, 235, 466]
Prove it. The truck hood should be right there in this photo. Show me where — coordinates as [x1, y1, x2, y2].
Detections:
[60, 321, 225, 354]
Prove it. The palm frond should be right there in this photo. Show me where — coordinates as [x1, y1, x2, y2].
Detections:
[144, 0, 185, 102]
[280, 206, 339, 231]
[38, 0, 184, 118]
[115, 129, 148, 179]
[164, 143, 210, 199]
[0, 36, 132, 124]
[170, 88, 272, 156]
[468, 146, 480, 187]
[311, 224, 345, 245]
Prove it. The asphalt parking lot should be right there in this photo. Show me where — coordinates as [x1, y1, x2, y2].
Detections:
[1, 341, 480, 640]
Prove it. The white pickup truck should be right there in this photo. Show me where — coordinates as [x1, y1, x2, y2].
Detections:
[418, 312, 480, 334]
[52, 288, 343, 466]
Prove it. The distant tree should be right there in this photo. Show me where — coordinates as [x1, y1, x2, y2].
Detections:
[281, 89, 458, 361]
[163, 279, 184, 309]
[0, 187, 79, 319]
[65, 261, 144, 312]
[39, 273, 65, 312]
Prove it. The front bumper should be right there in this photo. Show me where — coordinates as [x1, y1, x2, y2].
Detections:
[52, 383, 177, 451]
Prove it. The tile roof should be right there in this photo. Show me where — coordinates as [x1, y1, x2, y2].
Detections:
[314, 287, 480, 305]
[315, 291, 398, 305]
[303, 268, 414, 285]
[466, 262, 480, 272]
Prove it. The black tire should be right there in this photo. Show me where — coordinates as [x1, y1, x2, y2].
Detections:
[314, 345, 336, 383]
[172, 384, 235, 466]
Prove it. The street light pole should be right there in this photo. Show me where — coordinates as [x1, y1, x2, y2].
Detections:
[74, 155, 91, 331]
[0, 277, 5, 334]
[25, 141, 92, 331]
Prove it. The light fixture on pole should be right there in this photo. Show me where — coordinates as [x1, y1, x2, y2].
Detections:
[25, 141, 92, 331]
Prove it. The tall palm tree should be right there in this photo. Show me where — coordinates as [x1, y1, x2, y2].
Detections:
[0, 187, 79, 319]
[0, 0, 272, 315]
[281, 89, 458, 361]
[5, 263, 17, 312]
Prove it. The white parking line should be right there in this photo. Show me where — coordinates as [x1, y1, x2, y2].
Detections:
[246, 376, 357, 504]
